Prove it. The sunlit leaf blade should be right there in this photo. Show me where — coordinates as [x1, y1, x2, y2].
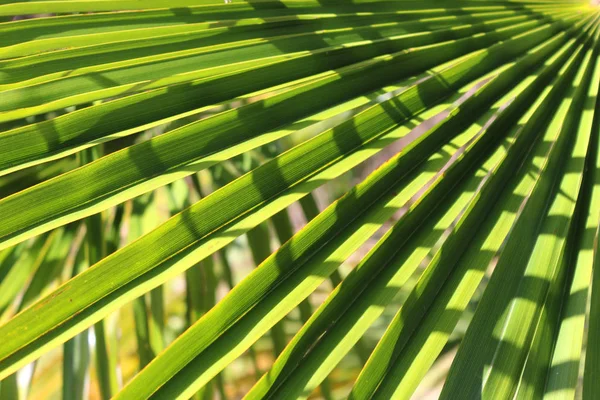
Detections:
[347, 16, 600, 400]
[116, 16, 591, 399]
[1, 18, 577, 377]
[3, 15, 557, 250]
[0, 1, 598, 399]
[441, 17, 600, 399]
[246, 14, 597, 400]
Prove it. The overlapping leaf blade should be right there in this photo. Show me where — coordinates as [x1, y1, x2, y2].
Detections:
[0, 1, 598, 399]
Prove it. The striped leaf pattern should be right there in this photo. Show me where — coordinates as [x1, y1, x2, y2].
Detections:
[0, 0, 599, 398]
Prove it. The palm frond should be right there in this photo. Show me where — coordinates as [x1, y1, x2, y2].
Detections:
[0, 1, 599, 399]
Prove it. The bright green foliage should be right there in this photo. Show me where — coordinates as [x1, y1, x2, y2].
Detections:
[0, 1, 599, 399]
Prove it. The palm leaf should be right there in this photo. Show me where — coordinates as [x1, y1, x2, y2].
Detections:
[0, 1, 599, 399]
